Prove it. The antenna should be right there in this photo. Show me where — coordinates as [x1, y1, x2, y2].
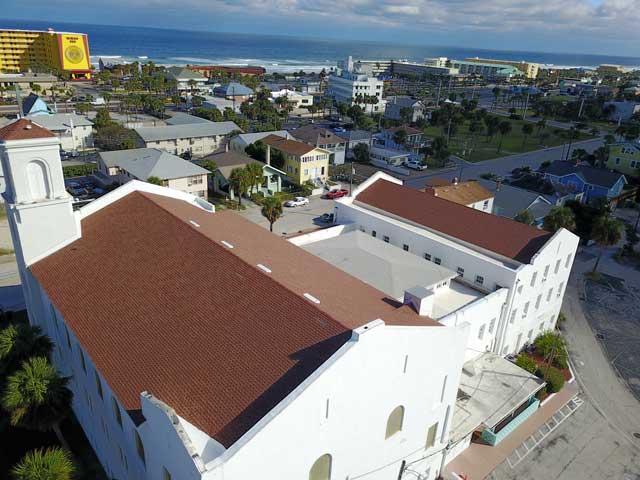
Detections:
[15, 85, 24, 118]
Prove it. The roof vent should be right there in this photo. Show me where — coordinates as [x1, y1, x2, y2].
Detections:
[221, 240, 234, 249]
[25, 124, 32, 130]
[303, 293, 320, 304]
[189, 220, 200, 228]
[257, 263, 272, 273]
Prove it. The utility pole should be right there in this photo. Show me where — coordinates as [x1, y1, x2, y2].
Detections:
[577, 97, 585, 119]
[522, 90, 531, 121]
[436, 78, 443, 106]
[565, 128, 575, 161]
[438, 440, 454, 480]
[397, 460, 406, 480]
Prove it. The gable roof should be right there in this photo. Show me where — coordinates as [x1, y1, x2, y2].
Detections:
[99, 148, 209, 181]
[425, 180, 493, 206]
[165, 113, 213, 126]
[0, 119, 56, 141]
[389, 96, 422, 108]
[28, 113, 93, 131]
[232, 130, 292, 146]
[355, 179, 552, 263]
[31, 190, 435, 447]
[22, 94, 49, 115]
[542, 161, 625, 189]
[165, 66, 207, 81]
[202, 150, 281, 178]
[214, 82, 254, 96]
[290, 125, 346, 146]
[135, 121, 240, 142]
[262, 134, 318, 157]
[476, 179, 553, 220]
[385, 125, 422, 135]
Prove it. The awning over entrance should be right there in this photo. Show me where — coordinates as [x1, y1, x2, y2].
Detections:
[451, 352, 546, 444]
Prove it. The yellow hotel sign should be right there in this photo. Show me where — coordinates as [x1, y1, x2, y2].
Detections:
[58, 33, 90, 71]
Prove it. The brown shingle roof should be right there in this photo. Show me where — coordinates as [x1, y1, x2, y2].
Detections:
[290, 125, 345, 147]
[426, 180, 494, 206]
[31, 190, 436, 447]
[385, 125, 422, 135]
[0, 119, 56, 141]
[262, 134, 316, 157]
[355, 179, 552, 263]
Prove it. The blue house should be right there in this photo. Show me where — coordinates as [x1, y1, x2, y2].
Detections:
[541, 161, 627, 204]
[22, 94, 51, 116]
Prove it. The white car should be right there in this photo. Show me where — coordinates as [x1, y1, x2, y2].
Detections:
[284, 196, 310, 207]
[405, 160, 427, 171]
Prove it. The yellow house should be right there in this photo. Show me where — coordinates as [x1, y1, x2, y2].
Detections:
[262, 134, 330, 185]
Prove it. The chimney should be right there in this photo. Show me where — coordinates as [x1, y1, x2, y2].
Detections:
[266, 144, 271, 165]
[403, 287, 434, 317]
[452, 176, 458, 185]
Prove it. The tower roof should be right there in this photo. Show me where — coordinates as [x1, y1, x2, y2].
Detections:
[0, 119, 56, 142]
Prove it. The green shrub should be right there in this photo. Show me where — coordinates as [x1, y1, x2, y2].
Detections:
[535, 331, 565, 358]
[544, 366, 565, 393]
[62, 164, 97, 178]
[516, 353, 537, 374]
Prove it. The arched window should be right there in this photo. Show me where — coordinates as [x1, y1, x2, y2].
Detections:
[309, 454, 332, 480]
[385, 406, 405, 439]
[26, 160, 51, 201]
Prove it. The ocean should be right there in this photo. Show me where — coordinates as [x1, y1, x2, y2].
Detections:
[4, 19, 640, 73]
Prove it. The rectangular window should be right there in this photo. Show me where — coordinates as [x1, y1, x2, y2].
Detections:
[535, 294, 542, 309]
[79, 350, 86, 373]
[134, 431, 146, 466]
[372, 230, 377, 238]
[424, 253, 431, 261]
[543, 265, 550, 280]
[488, 318, 496, 334]
[440, 375, 447, 403]
[555, 259, 561, 274]
[112, 398, 123, 427]
[64, 326, 72, 349]
[527, 329, 533, 341]
[383, 235, 390, 243]
[457, 267, 464, 277]
[426, 422, 438, 449]
[565, 254, 572, 268]
[523, 302, 530, 316]
[95, 371, 103, 399]
[557, 282, 564, 298]
[403, 244, 409, 252]
[475, 275, 484, 286]
[434, 257, 442, 265]
[509, 309, 517, 324]
[478, 324, 486, 340]
[547, 288, 553, 301]
[530, 272, 537, 287]
[163, 467, 172, 480]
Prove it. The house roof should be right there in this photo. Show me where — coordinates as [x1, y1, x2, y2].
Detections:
[232, 131, 292, 146]
[28, 113, 93, 131]
[165, 66, 207, 81]
[99, 148, 209, 181]
[290, 125, 346, 146]
[355, 179, 553, 263]
[0, 119, 56, 141]
[385, 125, 422, 135]
[214, 82, 254, 96]
[22, 94, 49, 115]
[202, 150, 285, 178]
[388, 97, 421, 108]
[476, 179, 553, 220]
[541, 161, 625, 189]
[165, 113, 213, 126]
[425, 180, 493, 206]
[30, 190, 436, 447]
[262, 134, 318, 157]
[335, 129, 371, 142]
[135, 121, 240, 142]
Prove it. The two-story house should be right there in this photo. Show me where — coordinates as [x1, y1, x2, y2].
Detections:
[607, 142, 640, 178]
[540, 161, 627, 205]
[290, 125, 347, 165]
[262, 134, 330, 185]
[374, 126, 427, 161]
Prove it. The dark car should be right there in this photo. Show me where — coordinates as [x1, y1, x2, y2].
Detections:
[320, 213, 334, 223]
[325, 188, 349, 199]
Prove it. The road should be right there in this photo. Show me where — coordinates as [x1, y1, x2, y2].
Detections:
[404, 137, 603, 188]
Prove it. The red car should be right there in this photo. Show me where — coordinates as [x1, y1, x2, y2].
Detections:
[325, 189, 349, 199]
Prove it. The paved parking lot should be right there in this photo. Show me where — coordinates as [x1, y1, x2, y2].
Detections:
[237, 194, 337, 236]
[583, 273, 640, 401]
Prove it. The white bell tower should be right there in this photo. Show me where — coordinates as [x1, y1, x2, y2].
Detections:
[0, 119, 80, 268]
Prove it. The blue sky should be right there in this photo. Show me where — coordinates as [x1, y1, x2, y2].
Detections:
[3, 0, 638, 56]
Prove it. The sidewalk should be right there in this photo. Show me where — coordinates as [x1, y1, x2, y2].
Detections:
[444, 382, 579, 480]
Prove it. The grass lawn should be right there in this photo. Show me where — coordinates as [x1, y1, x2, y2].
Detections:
[424, 116, 592, 162]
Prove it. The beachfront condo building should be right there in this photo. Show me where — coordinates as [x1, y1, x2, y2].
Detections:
[463, 57, 540, 79]
[0, 28, 91, 80]
[327, 56, 386, 113]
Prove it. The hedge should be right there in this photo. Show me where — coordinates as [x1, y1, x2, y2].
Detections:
[62, 164, 97, 178]
[544, 366, 565, 393]
[515, 353, 537, 374]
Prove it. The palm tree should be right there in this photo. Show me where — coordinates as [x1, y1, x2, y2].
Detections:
[2, 357, 73, 449]
[12, 447, 75, 480]
[543, 206, 576, 232]
[0, 323, 53, 377]
[146, 176, 164, 186]
[591, 215, 623, 273]
[497, 121, 512, 153]
[515, 210, 535, 226]
[229, 167, 250, 207]
[245, 162, 264, 196]
[521, 123, 534, 148]
[261, 196, 283, 232]
[536, 118, 546, 138]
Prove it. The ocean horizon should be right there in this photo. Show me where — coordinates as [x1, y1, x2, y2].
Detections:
[4, 18, 640, 73]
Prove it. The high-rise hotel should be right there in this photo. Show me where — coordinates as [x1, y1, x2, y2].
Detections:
[0, 28, 91, 80]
